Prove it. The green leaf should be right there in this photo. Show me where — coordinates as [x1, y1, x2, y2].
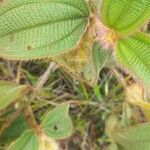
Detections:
[0, 114, 29, 143]
[116, 32, 150, 86]
[0, 81, 29, 111]
[112, 123, 150, 150]
[8, 130, 39, 150]
[101, 0, 150, 34]
[106, 143, 119, 150]
[41, 103, 73, 139]
[0, 0, 89, 60]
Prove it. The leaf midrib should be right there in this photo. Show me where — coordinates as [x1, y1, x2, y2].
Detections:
[110, 0, 133, 28]
[0, 17, 88, 37]
[117, 4, 150, 32]
[0, 20, 87, 60]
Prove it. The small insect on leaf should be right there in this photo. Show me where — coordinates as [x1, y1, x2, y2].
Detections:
[41, 103, 73, 140]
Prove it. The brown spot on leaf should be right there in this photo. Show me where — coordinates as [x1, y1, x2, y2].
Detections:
[53, 125, 58, 131]
[27, 45, 32, 50]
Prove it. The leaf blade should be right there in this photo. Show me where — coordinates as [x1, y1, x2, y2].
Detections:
[0, 81, 29, 111]
[101, 0, 150, 34]
[8, 130, 39, 150]
[113, 123, 150, 150]
[116, 32, 150, 86]
[0, 0, 89, 60]
[41, 103, 73, 140]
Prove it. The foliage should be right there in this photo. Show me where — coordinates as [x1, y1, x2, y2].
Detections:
[8, 130, 39, 150]
[0, 0, 150, 149]
[106, 115, 150, 150]
[41, 103, 73, 139]
[0, 81, 29, 111]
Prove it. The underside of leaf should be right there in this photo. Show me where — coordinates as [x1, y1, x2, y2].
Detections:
[0, 0, 89, 60]
[0, 81, 29, 111]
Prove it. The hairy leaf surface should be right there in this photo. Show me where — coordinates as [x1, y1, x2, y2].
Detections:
[101, 0, 150, 34]
[116, 32, 150, 86]
[0, 0, 89, 60]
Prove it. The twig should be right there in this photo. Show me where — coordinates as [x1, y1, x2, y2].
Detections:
[22, 101, 42, 135]
[6, 60, 15, 78]
[81, 121, 93, 150]
[15, 62, 22, 84]
[35, 62, 58, 94]
[112, 68, 127, 88]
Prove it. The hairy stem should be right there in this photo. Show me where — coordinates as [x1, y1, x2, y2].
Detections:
[35, 62, 58, 94]
[22, 102, 42, 135]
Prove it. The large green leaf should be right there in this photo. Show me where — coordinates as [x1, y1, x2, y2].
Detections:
[0, 0, 89, 60]
[8, 130, 39, 150]
[112, 123, 150, 150]
[41, 103, 73, 139]
[101, 0, 150, 34]
[116, 32, 150, 86]
[0, 81, 29, 111]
